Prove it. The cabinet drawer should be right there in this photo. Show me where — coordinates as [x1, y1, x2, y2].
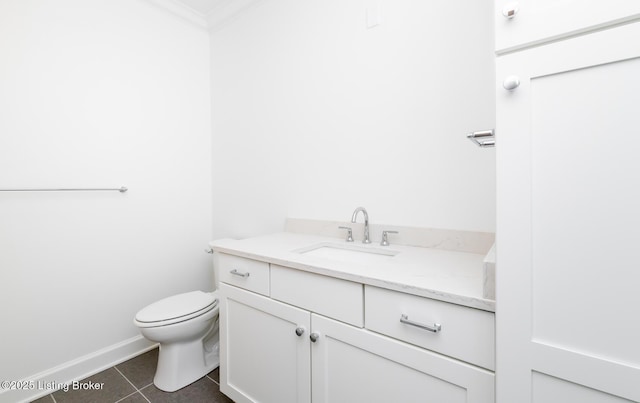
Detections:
[271, 265, 363, 327]
[215, 253, 270, 296]
[495, 0, 640, 53]
[365, 286, 495, 370]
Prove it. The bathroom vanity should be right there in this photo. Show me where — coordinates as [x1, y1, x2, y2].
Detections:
[210, 223, 495, 403]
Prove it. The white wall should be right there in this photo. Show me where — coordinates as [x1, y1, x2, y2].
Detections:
[0, 0, 494, 391]
[0, 0, 211, 383]
[210, 0, 495, 239]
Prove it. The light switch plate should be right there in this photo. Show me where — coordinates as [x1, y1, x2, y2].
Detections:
[365, 0, 381, 28]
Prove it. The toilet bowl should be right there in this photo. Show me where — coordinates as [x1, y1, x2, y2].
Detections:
[134, 290, 220, 392]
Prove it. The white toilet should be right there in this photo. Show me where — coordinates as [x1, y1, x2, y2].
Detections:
[134, 289, 220, 392]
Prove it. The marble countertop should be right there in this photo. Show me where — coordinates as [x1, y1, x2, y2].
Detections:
[210, 231, 495, 312]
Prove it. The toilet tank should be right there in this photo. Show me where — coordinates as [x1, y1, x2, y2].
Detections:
[211, 251, 220, 291]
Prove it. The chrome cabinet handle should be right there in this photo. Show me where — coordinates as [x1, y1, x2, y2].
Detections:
[503, 75, 520, 90]
[502, 2, 519, 19]
[309, 333, 320, 343]
[295, 327, 305, 337]
[400, 314, 442, 333]
[230, 269, 250, 278]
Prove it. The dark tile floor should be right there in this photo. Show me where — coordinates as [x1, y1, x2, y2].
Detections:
[31, 348, 233, 403]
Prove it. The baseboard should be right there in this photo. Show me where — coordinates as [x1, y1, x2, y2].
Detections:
[0, 336, 157, 403]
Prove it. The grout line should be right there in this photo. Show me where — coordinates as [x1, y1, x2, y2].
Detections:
[114, 366, 138, 390]
[114, 391, 141, 403]
[137, 384, 153, 403]
[50, 393, 58, 403]
[206, 374, 220, 386]
[206, 371, 220, 387]
[114, 367, 151, 403]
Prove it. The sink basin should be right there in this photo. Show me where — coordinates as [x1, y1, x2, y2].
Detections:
[294, 242, 399, 264]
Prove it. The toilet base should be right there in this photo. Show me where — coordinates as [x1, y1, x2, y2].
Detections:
[134, 291, 220, 392]
[154, 340, 220, 392]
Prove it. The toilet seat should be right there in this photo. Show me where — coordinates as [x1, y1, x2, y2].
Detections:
[135, 290, 219, 328]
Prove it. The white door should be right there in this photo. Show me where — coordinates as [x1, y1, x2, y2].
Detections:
[495, 0, 640, 53]
[496, 23, 640, 403]
[219, 283, 311, 403]
[311, 314, 494, 403]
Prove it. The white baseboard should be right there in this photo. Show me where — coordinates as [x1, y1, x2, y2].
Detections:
[0, 336, 157, 403]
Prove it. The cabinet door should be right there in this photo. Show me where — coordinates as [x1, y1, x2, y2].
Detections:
[496, 24, 640, 403]
[311, 314, 494, 403]
[219, 283, 311, 403]
[495, 0, 640, 53]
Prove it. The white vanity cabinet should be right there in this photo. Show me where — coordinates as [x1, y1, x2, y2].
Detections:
[220, 283, 311, 403]
[495, 0, 640, 53]
[364, 286, 495, 371]
[496, 19, 640, 403]
[312, 296, 494, 403]
[216, 252, 495, 403]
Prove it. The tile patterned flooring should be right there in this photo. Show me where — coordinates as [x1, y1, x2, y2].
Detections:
[31, 348, 233, 403]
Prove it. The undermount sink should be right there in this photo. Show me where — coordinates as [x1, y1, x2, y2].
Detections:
[294, 242, 399, 264]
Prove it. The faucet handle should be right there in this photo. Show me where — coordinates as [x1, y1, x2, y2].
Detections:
[338, 226, 354, 242]
[380, 230, 398, 246]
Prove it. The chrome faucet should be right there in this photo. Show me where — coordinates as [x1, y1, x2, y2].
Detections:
[351, 207, 371, 244]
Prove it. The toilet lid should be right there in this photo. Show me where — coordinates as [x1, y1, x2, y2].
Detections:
[135, 291, 218, 324]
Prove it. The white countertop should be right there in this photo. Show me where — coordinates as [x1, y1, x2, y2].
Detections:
[210, 232, 495, 312]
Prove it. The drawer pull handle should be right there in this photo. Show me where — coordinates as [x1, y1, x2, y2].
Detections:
[400, 314, 442, 333]
[230, 269, 250, 278]
[295, 327, 305, 337]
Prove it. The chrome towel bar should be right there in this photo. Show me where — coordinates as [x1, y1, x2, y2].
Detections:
[0, 186, 128, 193]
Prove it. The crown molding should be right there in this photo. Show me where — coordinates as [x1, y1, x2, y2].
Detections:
[206, 0, 264, 32]
[144, 0, 209, 30]
[143, 0, 263, 31]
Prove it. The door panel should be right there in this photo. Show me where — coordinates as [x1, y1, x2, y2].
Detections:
[220, 283, 311, 403]
[532, 372, 635, 403]
[496, 23, 640, 403]
[530, 57, 640, 366]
